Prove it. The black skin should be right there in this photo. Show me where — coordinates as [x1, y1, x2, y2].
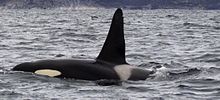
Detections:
[13, 60, 119, 80]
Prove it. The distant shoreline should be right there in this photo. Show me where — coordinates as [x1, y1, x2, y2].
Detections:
[0, 0, 219, 10]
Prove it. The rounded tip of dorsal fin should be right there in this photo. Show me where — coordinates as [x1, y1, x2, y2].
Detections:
[115, 8, 123, 15]
[96, 8, 127, 64]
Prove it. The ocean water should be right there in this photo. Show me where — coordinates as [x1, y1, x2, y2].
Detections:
[0, 8, 220, 100]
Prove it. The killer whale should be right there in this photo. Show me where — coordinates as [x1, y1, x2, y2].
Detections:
[12, 8, 154, 81]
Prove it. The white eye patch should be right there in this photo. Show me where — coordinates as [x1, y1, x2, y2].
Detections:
[35, 69, 61, 77]
[114, 65, 134, 81]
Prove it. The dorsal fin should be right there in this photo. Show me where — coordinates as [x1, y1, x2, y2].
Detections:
[96, 8, 127, 64]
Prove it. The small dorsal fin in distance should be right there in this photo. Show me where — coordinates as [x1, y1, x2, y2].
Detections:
[96, 8, 127, 64]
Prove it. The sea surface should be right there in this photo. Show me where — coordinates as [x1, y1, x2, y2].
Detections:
[0, 7, 220, 100]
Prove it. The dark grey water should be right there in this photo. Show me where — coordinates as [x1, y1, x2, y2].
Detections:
[0, 8, 220, 99]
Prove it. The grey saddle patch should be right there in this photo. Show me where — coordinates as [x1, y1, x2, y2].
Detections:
[114, 65, 134, 81]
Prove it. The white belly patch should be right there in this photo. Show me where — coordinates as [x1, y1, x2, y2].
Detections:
[34, 69, 61, 77]
[114, 65, 134, 81]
